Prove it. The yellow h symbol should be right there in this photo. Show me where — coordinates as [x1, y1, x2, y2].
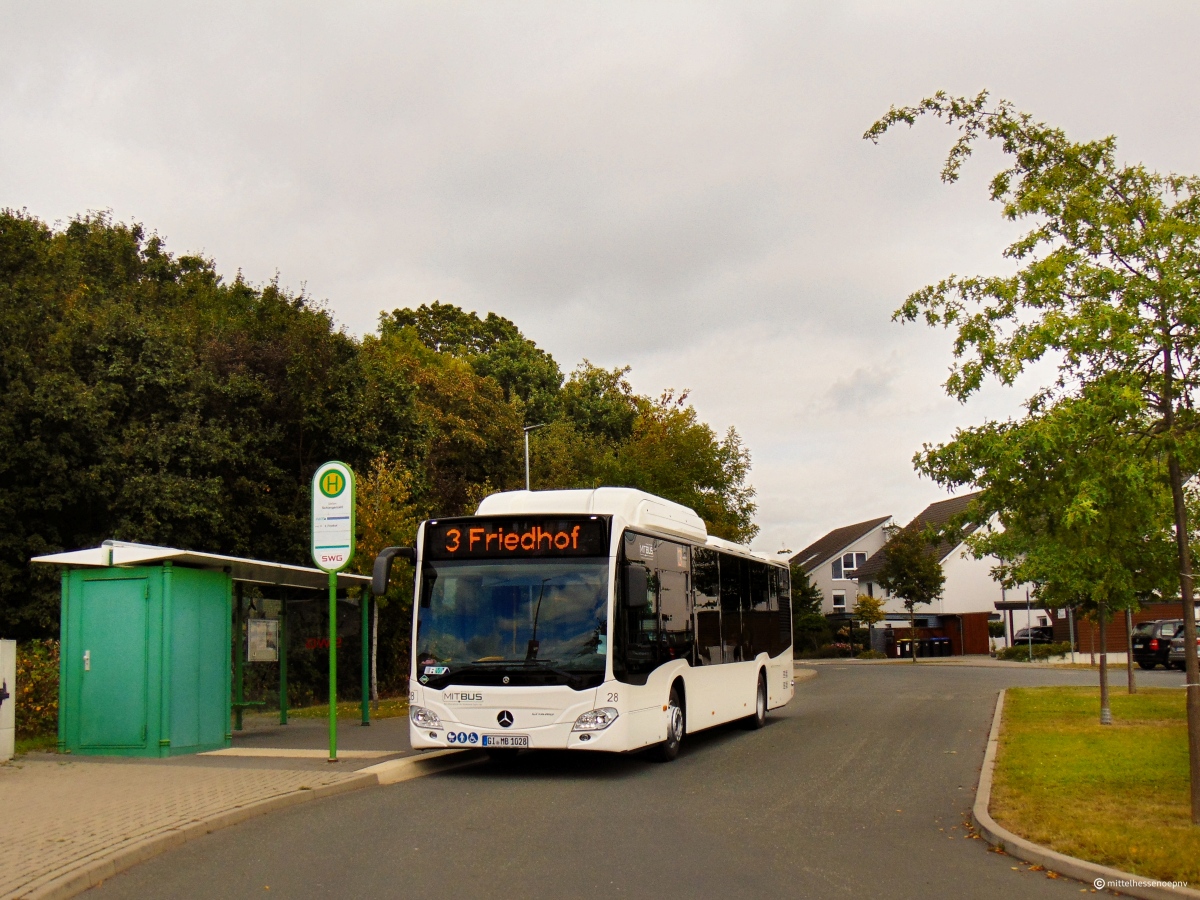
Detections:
[321, 471, 344, 496]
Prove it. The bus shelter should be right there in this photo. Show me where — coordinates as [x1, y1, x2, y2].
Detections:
[33, 541, 371, 757]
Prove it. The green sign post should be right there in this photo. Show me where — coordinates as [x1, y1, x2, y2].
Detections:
[311, 461, 355, 762]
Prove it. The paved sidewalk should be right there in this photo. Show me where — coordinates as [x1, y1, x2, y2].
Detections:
[0, 716, 414, 900]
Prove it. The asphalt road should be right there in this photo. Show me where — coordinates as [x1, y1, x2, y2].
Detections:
[89, 664, 1181, 899]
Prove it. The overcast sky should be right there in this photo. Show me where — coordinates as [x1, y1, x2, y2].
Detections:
[3, 2, 1199, 555]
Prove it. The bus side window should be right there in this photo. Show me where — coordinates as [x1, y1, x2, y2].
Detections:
[720, 554, 744, 663]
[658, 568, 693, 665]
[748, 561, 772, 658]
[693, 547, 721, 665]
[777, 566, 793, 654]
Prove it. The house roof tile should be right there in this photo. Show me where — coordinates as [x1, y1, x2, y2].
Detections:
[856, 492, 982, 582]
[790, 516, 891, 573]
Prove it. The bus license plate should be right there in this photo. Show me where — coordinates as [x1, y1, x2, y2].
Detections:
[482, 734, 529, 748]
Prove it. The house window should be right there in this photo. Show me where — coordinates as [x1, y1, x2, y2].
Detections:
[833, 552, 867, 580]
[866, 583, 874, 598]
[832, 591, 846, 611]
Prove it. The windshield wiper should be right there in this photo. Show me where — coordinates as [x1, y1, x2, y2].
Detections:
[467, 658, 564, 667]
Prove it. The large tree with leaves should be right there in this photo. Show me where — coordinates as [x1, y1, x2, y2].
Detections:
[875, 525, 945, 662]
[867, 90, 1200, 819]
[921, 386, 1178, 713]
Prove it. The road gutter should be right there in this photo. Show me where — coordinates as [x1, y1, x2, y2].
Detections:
[973, 690, 1200, 899]
[14, 749, 484, 900]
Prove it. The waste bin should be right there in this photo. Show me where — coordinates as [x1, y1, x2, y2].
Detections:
[939, 638, 953, 656]
[897, 639, 911, 658]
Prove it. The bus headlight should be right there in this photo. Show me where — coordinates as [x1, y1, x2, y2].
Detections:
[410, 706, 443, 730]
[572, 707, 619, 732]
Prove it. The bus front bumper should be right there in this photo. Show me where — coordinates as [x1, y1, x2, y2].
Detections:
[410, 716, 631, 752]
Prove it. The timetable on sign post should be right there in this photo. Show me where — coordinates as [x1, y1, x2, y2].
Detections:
[311, 461, 355, 572]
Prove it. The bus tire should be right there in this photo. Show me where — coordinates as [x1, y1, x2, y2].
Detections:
[744, 672, 767, 730]
[653, 684, 685, 762]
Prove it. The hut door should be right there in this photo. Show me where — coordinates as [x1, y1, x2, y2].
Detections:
[80, 578, 148, 747]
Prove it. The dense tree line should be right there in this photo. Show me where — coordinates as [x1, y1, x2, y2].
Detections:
[0, 210, 758, 645]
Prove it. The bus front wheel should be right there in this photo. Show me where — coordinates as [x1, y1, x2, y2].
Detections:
[653, 685, 685, 762]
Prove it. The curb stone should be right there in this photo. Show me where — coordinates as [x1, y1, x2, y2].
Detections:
[973, 690, 1200, 900]
[13, 749, 482, 900]
[791, 666, 818, 684]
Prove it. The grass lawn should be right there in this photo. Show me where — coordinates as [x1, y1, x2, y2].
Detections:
[282, 697, 409, 721]
[993, 686, 1198, 883]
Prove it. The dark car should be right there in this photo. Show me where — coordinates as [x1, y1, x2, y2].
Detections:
[1132, 619, 1183, 670]
[1169, 634, 1192, 670]
[1012, 626, 1054, 645]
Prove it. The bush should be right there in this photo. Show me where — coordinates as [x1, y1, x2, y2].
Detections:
[15, 639, 58, 738]
[856, 650, 888, 660]
[796, 643, 852, 659]
[996, 641, 1073, 662]
[988, 619, 1006, 638]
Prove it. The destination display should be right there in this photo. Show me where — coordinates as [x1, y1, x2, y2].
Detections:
[425, 517, 609, 560]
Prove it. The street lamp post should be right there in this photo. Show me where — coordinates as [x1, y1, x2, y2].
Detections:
[523, 424, 546, 491]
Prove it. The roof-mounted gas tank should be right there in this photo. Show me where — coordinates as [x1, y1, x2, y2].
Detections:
[475, 488, 708, 543]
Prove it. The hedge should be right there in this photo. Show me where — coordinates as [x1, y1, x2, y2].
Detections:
[15, 639, 59, 738]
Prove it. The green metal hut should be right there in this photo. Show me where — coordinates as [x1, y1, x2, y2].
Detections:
[33, 541, 369, 757]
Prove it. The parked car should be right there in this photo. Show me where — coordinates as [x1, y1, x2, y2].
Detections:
[1132, 619, 1183, 670]
[1012, 626, 1055, 645]
[1167, 629, 1200, 670]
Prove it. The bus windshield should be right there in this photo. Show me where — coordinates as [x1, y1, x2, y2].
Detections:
[415, 558, 609, 690]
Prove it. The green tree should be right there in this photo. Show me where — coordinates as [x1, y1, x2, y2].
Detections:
[530, 368, 759, 542]
[0, 211, 374, 636]
[382, 302, 563, 425]
[920, 390, 1177, 710]
[876, 526, 945, 662]
[853, 593, 887, 654]
[787, 563, 826, 655]
[867, 91, 1200, 816]
[559, 361, 638, 443]
[789, 563, 823, 616]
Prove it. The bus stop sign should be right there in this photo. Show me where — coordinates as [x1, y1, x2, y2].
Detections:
[311, 461, 355, 573]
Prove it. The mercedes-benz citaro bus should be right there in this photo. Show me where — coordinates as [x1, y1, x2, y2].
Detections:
[372, 488, 795, 762]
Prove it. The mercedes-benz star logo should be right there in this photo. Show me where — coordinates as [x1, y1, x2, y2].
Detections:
[497, 710, 514, 728]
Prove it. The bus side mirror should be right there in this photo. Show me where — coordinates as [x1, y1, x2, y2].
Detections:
[624, 565, 648, 608]
[372, 546, 416, 595]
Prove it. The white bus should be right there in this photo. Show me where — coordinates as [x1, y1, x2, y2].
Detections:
[373, 487, 795, 761]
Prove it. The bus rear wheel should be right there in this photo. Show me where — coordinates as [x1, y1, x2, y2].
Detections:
[653, 685, 685, 762]
[744, 672, 767, 730]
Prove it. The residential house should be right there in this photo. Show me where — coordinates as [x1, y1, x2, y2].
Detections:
[790, 516, 893, 616]
[855, 492, 1034, 655]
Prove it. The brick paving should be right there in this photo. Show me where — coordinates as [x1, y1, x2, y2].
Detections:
[0, 756, 366, 899]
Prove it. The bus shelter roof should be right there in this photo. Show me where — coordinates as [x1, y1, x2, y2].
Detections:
[32, 541, 370, 592]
